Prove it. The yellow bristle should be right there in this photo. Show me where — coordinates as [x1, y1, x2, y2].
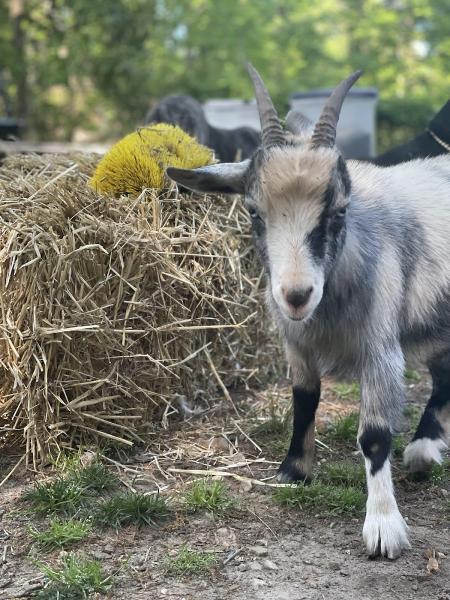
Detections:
[90, 123, 214, 195]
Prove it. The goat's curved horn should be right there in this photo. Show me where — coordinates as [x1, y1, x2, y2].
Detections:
[247, 63, 285, 148]
[311, 70, 362, 149]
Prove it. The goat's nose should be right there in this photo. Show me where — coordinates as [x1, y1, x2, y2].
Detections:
[283, 286, 313, 309]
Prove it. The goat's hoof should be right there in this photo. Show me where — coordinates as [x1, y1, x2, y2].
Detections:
[363, 509, 410, 560]
[276, 456, 311, 484]
[403, 438, 447, 476]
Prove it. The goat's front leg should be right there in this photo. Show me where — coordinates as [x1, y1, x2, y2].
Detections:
[277, 345, 320, 483]
[358, 348, 410, 559]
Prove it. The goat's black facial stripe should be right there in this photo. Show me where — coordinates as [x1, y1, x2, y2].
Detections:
[337, 155, 351, 196]
[359, 426, 391, 475]
[287, 385, 321, 459]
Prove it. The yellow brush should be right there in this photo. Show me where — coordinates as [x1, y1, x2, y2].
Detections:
[90, 123, 214, 195]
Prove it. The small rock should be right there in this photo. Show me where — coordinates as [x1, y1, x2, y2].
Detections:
[103, 544, 115, 555]
[249, 545, 268, 557]
[329, 562, 341, 571]
[251, 577, 267, 589]
[249, 561, 263, 571]
[240, 479, 252, 492]
[215, 527, 237, 549]
[160, 588, 168, 595]
[262, 559, 278, 571]
[209, 436, 230, 452]
[302, 559, 313, 566]
[90, 550, 110, 560]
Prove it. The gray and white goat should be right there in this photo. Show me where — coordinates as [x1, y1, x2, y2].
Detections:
[167, 66, 450, 559]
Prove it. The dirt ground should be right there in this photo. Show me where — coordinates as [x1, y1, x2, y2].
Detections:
[0, 370, 448, 600]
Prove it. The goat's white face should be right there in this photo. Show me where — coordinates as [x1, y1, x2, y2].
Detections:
[245, 145, 349, 321]
[167, 65, 359, 322]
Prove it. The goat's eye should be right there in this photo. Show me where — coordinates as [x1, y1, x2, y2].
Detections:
[335, 208, 347, 220]
[248, 206, 259, 219]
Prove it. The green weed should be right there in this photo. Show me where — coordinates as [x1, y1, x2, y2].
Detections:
[273, 481, 365, 515]
[328, 412, 359, 443]
[183, 479, 235, 514]
[23, 478, 84, 516]
[319, 460, 365, 489]
[94, 492, 170, 528]
[29, 519, 90, 550]
[35, 552, 112, 599]
[165, 545, 216, 577]
[73, 461, 119, 493]
[330, 382, 360, 400]
[404, 368, 421, 381]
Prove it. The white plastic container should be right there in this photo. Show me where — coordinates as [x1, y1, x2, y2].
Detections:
[203, 99, 260, 131]
[290, 87, 378, 159]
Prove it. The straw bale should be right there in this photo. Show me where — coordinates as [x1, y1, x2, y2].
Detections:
[0, 153, 281, 465]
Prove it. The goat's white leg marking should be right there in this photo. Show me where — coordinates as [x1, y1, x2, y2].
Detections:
[362, 459, 410, 559]
[404, 437, 448, 473]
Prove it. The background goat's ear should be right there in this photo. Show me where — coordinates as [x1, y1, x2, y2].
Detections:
[285, 110, 313, 136]
[167, 161, 249, 195]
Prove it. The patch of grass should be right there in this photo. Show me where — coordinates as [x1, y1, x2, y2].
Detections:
[29, 519, 90, 551]
[165, 545, 217, 577]
[50, 450, 83, 473]
[252, 415, 287, 437]
[94, 492, 170, 528]
[430, 460, 449, 484]
[392, 434, 407, 457]
[328, 412, 359, 443]
[273, 481, 365, 515]
[23, 478, 84, 516]
[35, 552, 113, 599]
[404, 404, 422, 431]
[404, 368, 421, 381]
[331, 382, 360, 400]
[319, 460, 366, 489]
[183, 479, 235, 515]
[73, 461, 119, 493]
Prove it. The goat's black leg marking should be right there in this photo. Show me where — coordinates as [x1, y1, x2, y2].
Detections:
[359, 426, 391, 475]
[359, 348, 409, 559]
[277, 384, 320, 483]
[404, 356, 450, 474]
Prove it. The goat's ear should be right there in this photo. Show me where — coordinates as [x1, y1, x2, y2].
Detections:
[285, 110, 313, 136]
[166, 160, 249, 195]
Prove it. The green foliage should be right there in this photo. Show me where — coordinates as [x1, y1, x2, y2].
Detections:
[392, 434, 407, 458]
[273, 481, 365, 515]
[2, 1, 450, 148]
[94, 493, 170, 528]
[183, 479, 235, 515]
[24, 478, 84, 516]
[35, 552, 113, 599]
[328, 412, 359, 443]
[320, 460, 366, 489]
[164, 545, 217, 577]
[430, 460, 449, 484]
[29, 519, 91, 550]
[404, 368, 421, 382]
[23, 460, 119, 516]
[72, 462, 120, 493]
[331, 382, 360, 400]
[404, 404, 423, 432]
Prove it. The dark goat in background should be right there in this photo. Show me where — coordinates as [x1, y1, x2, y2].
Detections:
[145, 95, 260, 162]
[374, 100, 450, 166]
